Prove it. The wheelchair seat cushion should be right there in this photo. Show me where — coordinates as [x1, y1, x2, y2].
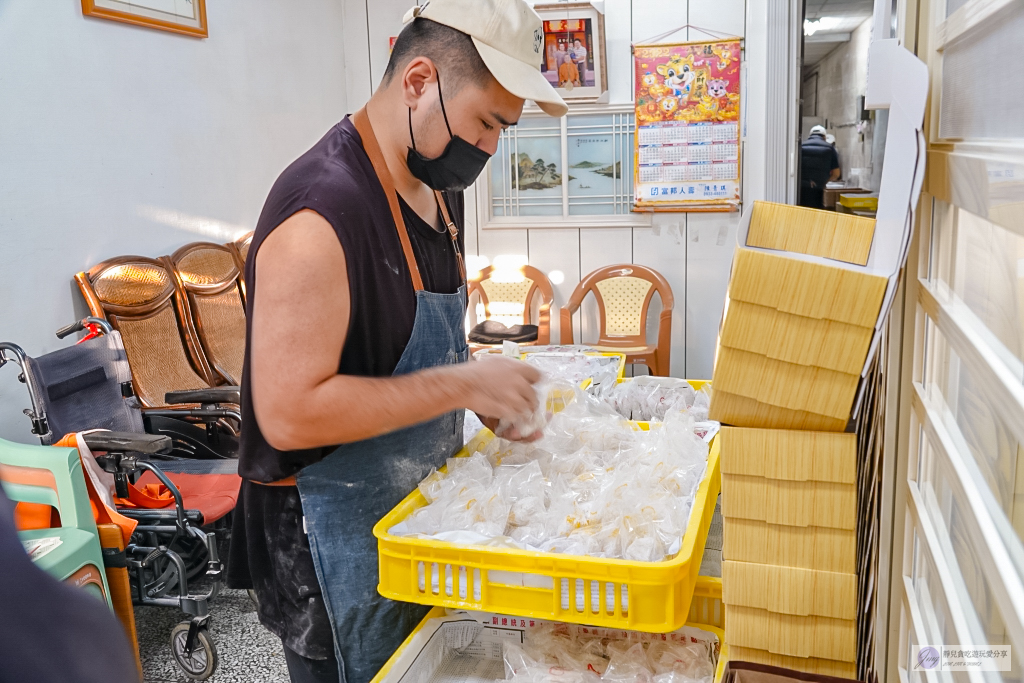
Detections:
[133, 472, 241, 525]
[81, 431, 171, 455]
[164, 387, 240, 406]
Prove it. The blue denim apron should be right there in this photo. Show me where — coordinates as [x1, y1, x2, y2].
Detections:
[295, 108, 468, 683]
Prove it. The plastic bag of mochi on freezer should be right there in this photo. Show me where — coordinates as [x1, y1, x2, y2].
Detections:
[500, 622, 715, 683]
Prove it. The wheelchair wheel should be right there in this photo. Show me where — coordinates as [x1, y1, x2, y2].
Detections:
[170, 622, 218, 680]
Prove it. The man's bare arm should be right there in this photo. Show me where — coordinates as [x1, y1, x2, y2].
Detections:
[250, 210, 539, 451]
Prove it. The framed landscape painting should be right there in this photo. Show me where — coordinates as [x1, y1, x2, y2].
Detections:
[82, 0, 208, 38]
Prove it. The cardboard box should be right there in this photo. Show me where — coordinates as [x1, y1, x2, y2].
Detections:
[722, 517, 856, 574]
[722, 474, 856, 530]
[719, 427, 857, 530]
[708, 245, 888, 430]
[746, 201, 876, 267]
[718, 428, 856, 482]
[705, 392, 849, 432]
[712, 346, 861, 422]
[719, 301, 873, 376]
[726, 646, 858, 679]
[722, 561, 857, 621]
[725, 248, 888, 329]
[725, 605, 856, 662]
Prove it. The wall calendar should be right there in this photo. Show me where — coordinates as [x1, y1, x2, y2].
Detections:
[632, 38, 742, 212]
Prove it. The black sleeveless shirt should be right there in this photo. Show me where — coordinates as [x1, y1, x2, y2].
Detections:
[238, 116, 465, 483]
[229, 117, 465, 659]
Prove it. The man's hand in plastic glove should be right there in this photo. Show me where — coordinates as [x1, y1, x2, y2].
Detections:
[452, 355, 545, 441]
[479, 416, 546, 442]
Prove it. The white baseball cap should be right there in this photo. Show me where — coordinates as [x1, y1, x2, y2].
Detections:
[810, 125, 826, 136]
[403, 0, 568, 117]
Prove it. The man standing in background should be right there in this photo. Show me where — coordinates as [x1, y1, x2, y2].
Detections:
[555, 41, 568, 73]
[572, 38, 588, 84]
[799, 124, 840, 209]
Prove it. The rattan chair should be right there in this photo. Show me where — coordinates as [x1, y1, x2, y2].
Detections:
[467, 264, 554, 351]
[228, 232, 252, 301]
[169, 242, 246, 386]
[75, 256, 216, 408]
[559, 264, 674, 376]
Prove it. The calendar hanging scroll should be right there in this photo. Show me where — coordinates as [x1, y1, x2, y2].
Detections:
[632, 39, 742, 212]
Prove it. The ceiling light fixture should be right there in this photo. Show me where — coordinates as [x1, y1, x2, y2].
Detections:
[803, 17, 841, 35]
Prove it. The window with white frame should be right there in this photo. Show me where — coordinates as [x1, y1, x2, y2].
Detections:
[894, 1, 1024, 681]
[483, 104, 642, 227]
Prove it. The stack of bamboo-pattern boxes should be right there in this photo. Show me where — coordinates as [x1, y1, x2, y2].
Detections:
[719, 427, 860, 678]
[711, 201, 880, 679]
[710, 202, 884, 432]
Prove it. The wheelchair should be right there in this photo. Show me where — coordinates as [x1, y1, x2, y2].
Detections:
[0, 319, 243, 680]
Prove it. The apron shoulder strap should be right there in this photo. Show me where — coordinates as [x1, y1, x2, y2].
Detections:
[351, 108, 425, 292]
[434, 190, 467, 283]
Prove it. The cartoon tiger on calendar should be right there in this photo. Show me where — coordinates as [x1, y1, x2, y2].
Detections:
[633, 40, 740, 124]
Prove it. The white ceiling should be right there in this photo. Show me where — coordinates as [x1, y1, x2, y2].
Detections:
[803, 0, 874, 66]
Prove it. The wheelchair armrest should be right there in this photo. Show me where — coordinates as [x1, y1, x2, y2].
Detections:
[165, 387, 240, 406]
[82, 431, 172, 455]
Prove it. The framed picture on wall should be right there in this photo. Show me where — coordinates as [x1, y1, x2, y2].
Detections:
[534, 3, 608, 104]
[81, 0, 208, 38]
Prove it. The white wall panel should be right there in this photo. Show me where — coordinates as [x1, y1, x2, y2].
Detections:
[0, 0, 349, 441]
[527, 229, 582, 344]
[633, 221, 687, 376]
[366, 0, 420, 94]
[605, 0, 635, 104]
[477, 228, 530, 264]
[631, 0, 688, 45]
[685, 212, 739, 378]
[343, 0, 373, 108]
[743, 0, 769, 205]
[687, 0, 746, 38]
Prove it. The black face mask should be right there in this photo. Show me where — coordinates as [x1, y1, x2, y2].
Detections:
[407, 72, 490, 192]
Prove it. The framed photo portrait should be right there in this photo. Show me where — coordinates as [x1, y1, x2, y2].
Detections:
[81, 0, 208, 38]
[534, 3, 608, 103]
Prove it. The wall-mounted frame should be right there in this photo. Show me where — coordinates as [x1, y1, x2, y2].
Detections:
[478, 104, 653, 229]
[81, 0, 208, 39]
[534, 2, 608, 104]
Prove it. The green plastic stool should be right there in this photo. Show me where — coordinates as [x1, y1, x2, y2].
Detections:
[0, 437, 112, 607]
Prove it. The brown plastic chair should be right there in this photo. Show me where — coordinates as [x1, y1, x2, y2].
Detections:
[227, 232, 253, 302]
[559, 264, 674, 375]
[168, 242, 247, 386]
[467, 264, 555, 350]
[75, 256, 215, 408]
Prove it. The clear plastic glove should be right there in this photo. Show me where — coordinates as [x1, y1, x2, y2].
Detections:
[497, 379, 553, 440]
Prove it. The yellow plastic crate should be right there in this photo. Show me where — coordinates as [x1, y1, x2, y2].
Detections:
[371, 577, 728, 683]
[373, 434, 721, 633]
[616, 377, 710, 391]
[478, 347, 628, 381]
[838, 193, 878, 210]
